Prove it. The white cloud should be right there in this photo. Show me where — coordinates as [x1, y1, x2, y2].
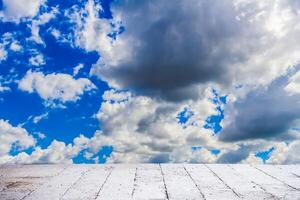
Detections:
[267, 140, 300, 164]
[10, 41, 22, 52]
[18, 71, 96, 104]
[0, 46, 7, 62]
[0, 85, 10, 92]
[82, 88, 299, 164]
[29, 7, 58, 44]
[29, 54, 45, 66]
[0, 119, 35, 158]
[0, 0, 45, 22]
[69, 0, 115, 54]
[0, 76, 10, 93]
[73, 63, 84, 76]
[86, 89, 230, 163]
[285, 70, 300, 95]
[3, 135, 89, 164]
[51, 28, 61, 39]
[32, 112, 48, 124]
[1, 0, 300, 165]
[241, 153, 264, 164]
[33, 132, 46, 139]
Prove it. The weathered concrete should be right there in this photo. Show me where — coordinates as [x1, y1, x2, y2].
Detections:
[0, 164, 299, 200]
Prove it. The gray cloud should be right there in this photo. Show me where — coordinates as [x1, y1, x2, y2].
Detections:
[96, 0, 247, 101]
[88, 0, 300, 102]
[220, 73, 300, 141]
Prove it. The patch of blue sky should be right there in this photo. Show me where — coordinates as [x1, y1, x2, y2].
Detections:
[97, 0, 114, 19]
[204, 106, 224, 134]
[9, 145, 35, 157]
[177, 107, 193, 125]
[211, 149, 221, 155]
[191, 146, 201, 151]
[39, 32, 100, 74]
[73, 149, 97, 164]
[204, 89, 227, 134]
[108, 24, 125, 40]
[255, 147, 274, 163]
[0, 0, 113, 155]
[0, 85, 45, 125]
[0, 0, 125, 164]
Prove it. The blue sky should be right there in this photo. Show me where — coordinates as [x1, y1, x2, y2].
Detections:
[0, 0, 113, 163]
[0, 0, 300, 164]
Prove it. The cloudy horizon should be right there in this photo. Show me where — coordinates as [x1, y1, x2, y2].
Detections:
[0, 0, 300, 164]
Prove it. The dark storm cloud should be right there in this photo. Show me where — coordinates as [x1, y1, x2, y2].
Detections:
[219, 74, 300, 142]
[98, 0, 246, 101]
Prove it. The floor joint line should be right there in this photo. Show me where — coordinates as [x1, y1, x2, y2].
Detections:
[252, 165, 300, 191]
[159, 164, 170, 200]
[183, 165, 206, 200]
[94, 166, 114, 200]
[204, 164, 241, 198]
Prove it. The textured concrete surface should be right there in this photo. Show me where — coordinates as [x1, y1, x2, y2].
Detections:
[0, 164, 300, 200]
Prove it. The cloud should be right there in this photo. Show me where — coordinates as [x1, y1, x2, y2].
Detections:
[0, 119, 35, 158]
[86, 89, 232, 163]
[29, 7, 58, 44]
[2, 135, 89, 164]
[18, 70, 96, 104]
[87, 0, 300, 101]
[0, 45, 7, 62]
[29, 54, 45, 66]
[0, 0, 299, 165]
[32, 112, 49, 124]
[0, 84, 10, 92]
[267, 140, 300, 164]
[70, 0, 114, 52]
[10, 41, 22, 52]
[73, 63, 84, 76]
[0, 0, 44, 22]
[86, 88, 300, 164]
[241, 153, 264, 164]
[220, 73, 300, 141]
[285, 70, 300, 95]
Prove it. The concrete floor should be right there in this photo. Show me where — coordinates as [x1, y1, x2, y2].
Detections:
[0, 164, 300, 200]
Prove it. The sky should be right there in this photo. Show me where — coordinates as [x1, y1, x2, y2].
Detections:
[0, 0, 299, 164]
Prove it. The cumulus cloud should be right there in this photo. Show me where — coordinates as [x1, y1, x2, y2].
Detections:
[267, 140, 300, 164]
[80, 89, 279, 164]
[0, 119, 35, 158]
[0, 0, 44, 22]
[87, 0, 300, 101]
[1, 0, 300, 164]
[70, 0, 115, 52]
[84, 89, 233, 163]
[241, 153, 264, 164]
[220, 73, 300, 141]
[2, 134, 90, 164]
[18, 70, 96, 104]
